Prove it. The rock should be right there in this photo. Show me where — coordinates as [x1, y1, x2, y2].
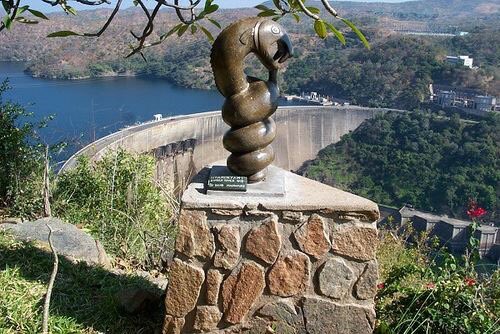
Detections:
[354, 261, 379, 300]
[245, 216, 281, 265]
[214, 225, 241, 270]
[162, 315, 185, 334]
[116, 288, 160, 315]
[212, 209, 242, 216]
[282, 211, 303, 223]
[257, 300, 300, 327]
[164, 259, 204, 317]
[267, 251, 310, 297]
[317, 258, 354, 299]
[0, 217, 110, 266]
[206, 269, 224, 305]
[302, 297, 375, 334]
[293, 214, 331, 259]
[175, 209, 214, 260]
[222, 261, 266, 324]
[331, 224, 377, 261]
[193, 305, 222, 332]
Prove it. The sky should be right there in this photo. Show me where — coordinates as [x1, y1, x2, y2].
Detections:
[22, 0, 408, 12]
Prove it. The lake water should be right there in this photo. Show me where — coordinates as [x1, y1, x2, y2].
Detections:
[0, 61, 225, 151]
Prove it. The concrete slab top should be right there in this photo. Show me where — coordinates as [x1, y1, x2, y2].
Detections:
[182, 164, 379, 221]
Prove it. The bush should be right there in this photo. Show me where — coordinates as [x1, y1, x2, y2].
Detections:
[0, 81, 48, 219]
[53, 149, 177, 270]
[376, 221, 499, 334]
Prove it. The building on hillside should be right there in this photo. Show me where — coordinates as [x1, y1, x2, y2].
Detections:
[473, 95, 497, 112]
[432, 85, 498, 117]
[437, 90, 457, 107]
[378, 204, 499, 263]
[446, 55, 474, 69]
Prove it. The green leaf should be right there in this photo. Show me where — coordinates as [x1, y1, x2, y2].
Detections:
[292, 13, 300, 23]
[15, 16, 38, 24]
[257, 9, 278, 17]
[272, 0, 281, 9]
[15, 5, 29, 16]
[204, 0, 213, 11]
[164, 23, 183, 39]
[314, 19, 327, 39]
[255, 4, 271, 11]
[204, 4, 218, 14]
[199, 25, 214, 43]
[47, 30, 81, 37]
[341, 18, 370, 49]
[2, 1, 12, 13]
[177, 24, 189, 37]
[27, 9, 49, 20]
[325, 22, 345, 45]
[63, 5, 77, 15]
[190, 24, 197, 34]
[207, 18, 221, 29]
[2, 15, 12, 29]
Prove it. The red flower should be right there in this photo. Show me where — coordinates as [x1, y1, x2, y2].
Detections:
[425, 282, 436, 289]
[464, 277, 476, 286]
[466, 200, 487, 219]
[467, 207, 487, 219]
[377, 282, 385, 290]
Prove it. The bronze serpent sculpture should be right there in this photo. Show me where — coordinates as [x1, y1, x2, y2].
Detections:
[210, 18, 293, 183]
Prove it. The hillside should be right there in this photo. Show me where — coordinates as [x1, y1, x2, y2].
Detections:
[0, 1, 498, 105]
[299, 111, 500, 221]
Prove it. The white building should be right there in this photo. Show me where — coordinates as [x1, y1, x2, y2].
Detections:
[153, 114, 163, 121]
[446, 55, 474, 69]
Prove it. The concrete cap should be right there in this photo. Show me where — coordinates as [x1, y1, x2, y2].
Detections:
[181, 164, 379, 221]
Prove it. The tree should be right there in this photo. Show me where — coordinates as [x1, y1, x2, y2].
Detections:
[0, 0, 369, 58]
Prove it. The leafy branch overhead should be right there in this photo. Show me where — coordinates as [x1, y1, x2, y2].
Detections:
[1, 0, 369, 57]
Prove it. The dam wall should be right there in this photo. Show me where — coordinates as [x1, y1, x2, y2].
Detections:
[61, 106, 399, 191]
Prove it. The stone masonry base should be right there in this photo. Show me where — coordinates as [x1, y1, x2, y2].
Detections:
[162, 166, 380, 334]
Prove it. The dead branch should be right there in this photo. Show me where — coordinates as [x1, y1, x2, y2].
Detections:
[42, 224, 59, 334]
[43, 145, 52, 218]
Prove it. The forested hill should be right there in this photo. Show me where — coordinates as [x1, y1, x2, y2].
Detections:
[299, 112, 500, 221]
[0, 0, 498, 110]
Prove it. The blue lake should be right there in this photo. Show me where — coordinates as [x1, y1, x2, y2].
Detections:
[0, 61, 225, 149]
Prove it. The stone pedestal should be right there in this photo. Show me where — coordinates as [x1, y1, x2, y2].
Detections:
[162, 165, 380, 334]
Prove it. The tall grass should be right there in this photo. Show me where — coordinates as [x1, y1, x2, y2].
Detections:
[53, 149, 178, 270]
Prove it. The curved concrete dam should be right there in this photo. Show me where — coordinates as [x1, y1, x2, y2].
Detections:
[61, 106, 399, 191]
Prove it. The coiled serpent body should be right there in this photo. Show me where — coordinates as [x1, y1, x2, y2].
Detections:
[211, 18, 293, 183]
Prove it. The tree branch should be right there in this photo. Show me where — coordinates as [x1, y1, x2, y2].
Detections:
[43, 145, 52, 218]
[296, 0, 320, 21]
[320, 0, 339, 18]
[42, 224, 59, 334]
[82, 0, 123, 37]
[156, 0, 201, 10]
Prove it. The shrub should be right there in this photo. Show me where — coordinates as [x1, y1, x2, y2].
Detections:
[376, 216, 499, 334]
[53, 149, 177, 270]
[0, 81, 48, 219]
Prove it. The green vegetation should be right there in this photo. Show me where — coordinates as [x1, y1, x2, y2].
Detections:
[0, 230, 163, 334]
[301, 111, 500, 219]
[0, 81, 48, 219]
[0, 85, 177, 269]
[284, 27, 499, 109]
[376, 221, 499, 334]
[54, 151, 177, 270]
